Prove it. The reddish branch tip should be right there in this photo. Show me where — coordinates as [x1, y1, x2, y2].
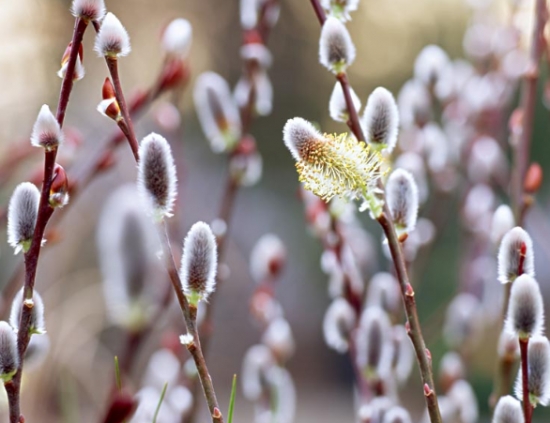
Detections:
[405, 321, 411, 333]
[212, 408, 222, 418]
[405, 283, 414, 297]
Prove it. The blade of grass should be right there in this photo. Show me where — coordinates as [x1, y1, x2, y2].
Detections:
[227, 375, 237, 423]
[152, 382, 169, 423]
[114, 356, 122, 392]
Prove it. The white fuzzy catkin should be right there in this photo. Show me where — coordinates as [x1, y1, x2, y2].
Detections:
[234, 70, 273, 116]
[362, 87, 399, 152]
[319, 17, 356, 73]
[439, 351, 465, 384]
[30, 105, 63, 150]
[24, 333, 50, 371]
[143, 349, 181, 391]
[7, 182, 40, 254]
[498, 328, 520, 359]
[366, 272, 400, 315]
[382, 406, 412, 423]
[242, 344, 274, 401]
[98, 185, 160, 329]
[180, 222, 218, 304]
[137, 133, 178, 220]
[0, 322, 18, 382]
[94, 13, 131, 57]
[194, 72, 242, 153]
[9, 288, 46, 335]
[505, 274, 544, 339]
[161, 18, 192, 58]
[443, 293, 481, 349]
[492, 395, 524, 423]
[448, 380, 478, 423]
[320, 0, 360, 21]
[413, 45, 449, 85]
[249, 233, 286, 283]
[71, 0, 105, 20]
[391, 325, 414, 384]
[497, 227, 534, 284]
[514, 336, 550, 406]
[386, 169, 419, 234]
[283, 117, 323, 162]
[355, 306, 392, 377]
[262, 317, 295, 362]
[323, 298, 356, 353]
[329, 82, 361, 122]
[491, 205, 515, 246]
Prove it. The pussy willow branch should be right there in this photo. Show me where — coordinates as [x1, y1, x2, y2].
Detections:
[491, 0, 548, 408]
[307, 1, 442, 421]
[5, 17, 89, 423]
[102, 54, 224, 422]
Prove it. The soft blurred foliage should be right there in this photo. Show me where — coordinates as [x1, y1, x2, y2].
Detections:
[0, 0, 550, 422]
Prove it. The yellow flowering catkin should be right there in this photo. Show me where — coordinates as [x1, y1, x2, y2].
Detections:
[295, 133, 386, 203]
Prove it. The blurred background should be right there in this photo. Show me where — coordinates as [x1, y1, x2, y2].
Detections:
[0, 0, 549, 422]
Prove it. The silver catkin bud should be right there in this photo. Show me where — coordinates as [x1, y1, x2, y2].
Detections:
[329, 82, 361, 123]
[137, 133, 178, 221]
[443, 293, 481, 349]
[391, 325, 414, 385]
[497, 227, 535, 284]
[355, 306, 392, 379]
[180, 222, 218, 306]
[0, 321, 18, 382]
[7, 182, 40, 254]
[514, 335, 550, 406]
[323, 297, 356, 353]
[362, 87, 399, 153]
[383, 406, 412, 423]
[448, 379, 478, 423]
[366, 272, 401, 316]
[492, 395, 524, 423]
[505, 274, 544, 339]
[9, 288, 46, 335]
[319, 16, 356, 73]
[386, 169, 419, 236]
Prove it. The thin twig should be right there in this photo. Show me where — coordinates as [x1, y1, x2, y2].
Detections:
[105, 58, 139, 160]
[6, 17, 89, 423]
[378, 209, 442, 423]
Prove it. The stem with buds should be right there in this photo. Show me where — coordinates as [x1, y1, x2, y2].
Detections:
[6, 17, 89, 423]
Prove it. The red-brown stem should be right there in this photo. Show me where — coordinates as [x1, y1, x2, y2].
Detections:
[336, 73, 366, 141]
[309, 0, 326, 25]
[6, 17, 89, 423]
[519, 338, 532, 423]
[105, 57, 140, 161]
[512, 0, 547, 220]
[377, 208, 442, 423]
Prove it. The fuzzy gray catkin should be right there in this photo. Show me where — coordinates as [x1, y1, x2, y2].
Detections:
[180, 222, 218, 305]
[7, 182, 40, 254]
[514, 335, 550, 406]
[0, 322, 18, 382]
[137, 133, 178, 220]
[362, 87, 399, 152]
[505, 274, 544, 339]
[319, 17, 356, 73]
[9, 288, 46, 335]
